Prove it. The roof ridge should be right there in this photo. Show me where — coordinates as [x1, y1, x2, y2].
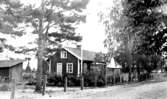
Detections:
[65, 47, 97, 53]
[0, 60, 24, 62]
[0, 60, 24, 68]
[64, 47, 97, 61]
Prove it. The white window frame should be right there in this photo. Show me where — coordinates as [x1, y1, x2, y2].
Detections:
[66, 63, 73, 73]
[48, 59, 51, 74]
[56, 63, 62, 75]
[61, 51, 67, 59]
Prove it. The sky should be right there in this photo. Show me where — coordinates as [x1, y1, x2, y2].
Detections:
[0, 0, 114, 69]
[76, 0, 113, 52]
[17, 0, 113, 52]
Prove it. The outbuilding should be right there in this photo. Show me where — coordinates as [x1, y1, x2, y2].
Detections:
[0, 60, 23, 82]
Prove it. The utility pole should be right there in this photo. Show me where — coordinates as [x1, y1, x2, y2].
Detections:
[105, 63, 107, 86]
[80, 44, 84, 90]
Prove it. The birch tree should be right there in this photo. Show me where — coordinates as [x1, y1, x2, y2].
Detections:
[99, 0, 167, 81]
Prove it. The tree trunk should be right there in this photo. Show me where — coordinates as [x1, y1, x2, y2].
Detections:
[137, 65, 140, 82]
[127, 35, 134, 83]
[42, 75, 47, 95]
[128, 69, 131, 82]
[35, 17, 45, 93]
[35, 37, 44, 93]
[128, 57, 132, 82]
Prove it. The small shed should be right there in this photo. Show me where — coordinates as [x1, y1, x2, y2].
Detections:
[106, 58, 122, 82]
[0, 60, 23, 82]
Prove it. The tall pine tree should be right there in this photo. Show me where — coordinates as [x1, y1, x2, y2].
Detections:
[0, 0, 89, 92]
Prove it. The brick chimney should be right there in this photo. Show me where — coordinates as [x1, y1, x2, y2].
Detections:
[58, 44, 62, 48]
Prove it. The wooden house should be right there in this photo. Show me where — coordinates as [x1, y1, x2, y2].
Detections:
[47, 46, 106, 77]
[0, 60, 23, 82]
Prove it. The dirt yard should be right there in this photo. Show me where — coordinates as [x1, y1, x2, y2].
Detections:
[1, 75, 167, 99]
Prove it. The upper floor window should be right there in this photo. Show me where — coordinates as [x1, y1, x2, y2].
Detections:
[61, 51, 67, 59]
[0, 47, 3, 52]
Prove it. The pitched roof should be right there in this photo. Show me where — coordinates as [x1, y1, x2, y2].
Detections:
[25, 64, 31, 72]
[64, 47, 97, 61]
[107, 58, 122, 68]
[0, 60, 24, 68]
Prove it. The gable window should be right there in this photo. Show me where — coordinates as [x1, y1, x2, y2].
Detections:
[61, 51, 67, 59]
[66, 63, 73, 73]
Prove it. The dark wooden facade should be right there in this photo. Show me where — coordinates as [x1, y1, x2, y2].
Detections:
[0, 67, 9, 81]
[48, 47, 103, 77]
[49, 48, 80, 77]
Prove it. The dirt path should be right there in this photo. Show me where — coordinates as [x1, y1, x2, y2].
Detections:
[69, 80, 167, 99]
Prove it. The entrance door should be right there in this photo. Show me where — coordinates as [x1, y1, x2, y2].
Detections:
[57, 63, 62, 76]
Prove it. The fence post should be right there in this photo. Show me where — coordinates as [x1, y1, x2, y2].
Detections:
[105, 65, 107, 86]
[113, 71, 115, 85]
[64, 76, 67, 92]
[105, 75, 107, 86]
[10, 79, 16, 99]
[81, 76, 84, 90]
[42, 75, 47, 95]
[120, 75, 122, 84]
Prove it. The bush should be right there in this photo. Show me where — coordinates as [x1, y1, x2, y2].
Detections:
[97, 75, 105, 86]
[66, 75, 80, 86]
[47, 75, 80, 86]
[84, 71, 105, 87]
[23, 73, 34, 81]
[26, 79, 37, 85]
[47, 72, 106, 87]
[0, 84, 9, 91]
[84, 71, 96, 86]
[47, 75, 63, 86]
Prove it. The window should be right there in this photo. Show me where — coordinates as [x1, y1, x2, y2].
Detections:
[0, 46, 3, 52]
[66, 63, 73, 73]
[61, 51, 67, 59]
[48, 59, 51, 74]
[57, 63, 62, 75]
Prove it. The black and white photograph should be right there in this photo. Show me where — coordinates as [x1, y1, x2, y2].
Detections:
[0, 0, 167, 99]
